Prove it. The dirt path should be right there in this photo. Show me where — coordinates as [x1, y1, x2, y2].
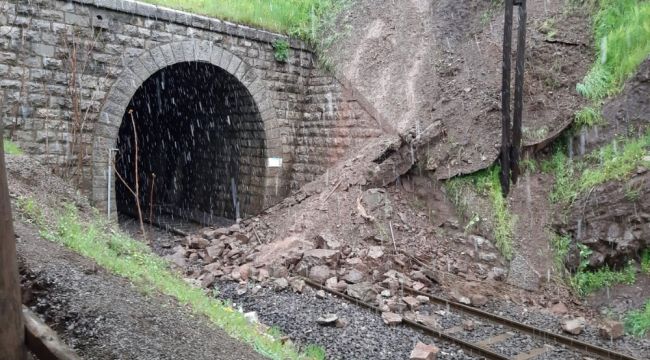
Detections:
[15, 220, 265, 360]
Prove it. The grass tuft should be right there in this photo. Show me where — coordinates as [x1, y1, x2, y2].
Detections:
[576, 0, 650, 101]
[571, 264, 636, 296]
[625, 300, 650, 337]
[574, 106, 604, 128]
[140, 0, 345, 43]
[544, 129, 650, 204]
[18, 200, 324, 360]
[641, 249, 650, 274]
[3, 138, 23, 155]
[445, 166, 515, 260]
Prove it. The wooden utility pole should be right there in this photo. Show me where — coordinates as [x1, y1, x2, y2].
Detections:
[0, 135, 26, 359]
[500, 0, 527, 195]
[500, 0, 514, 196]
[511, 0, 527, 185]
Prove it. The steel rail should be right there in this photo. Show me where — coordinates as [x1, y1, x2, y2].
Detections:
[403, 287, 640, 360]
[143, 220, 640, 360]
[301, 277, 509, 360]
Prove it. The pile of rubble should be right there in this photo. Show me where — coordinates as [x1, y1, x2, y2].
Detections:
[165, 219, 502, 314]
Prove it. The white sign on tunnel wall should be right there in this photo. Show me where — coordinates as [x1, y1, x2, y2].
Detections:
[267, 157, 283, 168]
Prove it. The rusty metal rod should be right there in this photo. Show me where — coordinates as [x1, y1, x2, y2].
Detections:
[404, 286, 640, 360]
[301, 277, 509, 360]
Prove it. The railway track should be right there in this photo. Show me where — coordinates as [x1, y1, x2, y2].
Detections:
[301, 277, 640, 360]
[142, 219, 640, 360]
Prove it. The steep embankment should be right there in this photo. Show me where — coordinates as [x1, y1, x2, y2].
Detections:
[324, 0, 591, 179]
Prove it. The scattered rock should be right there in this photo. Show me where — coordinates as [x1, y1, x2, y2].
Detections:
[449, 290, 471, 305]
[410, 342, 439, 360]
[235, 285, 248, 296]
[325, 277, 338, 290]
[273, 278, 289, 291]
[206, 244, 224, 258]
[462, 320, 475, 331]
[335, 318, 348, 328]
[487, 267, 507, 281]
[381, 289, 391, 297]
[368, 246, 384, 259]
[346, 282, 378, 303]
[479, 252, 498, 262]
[561, 317, 586, 335]
[386, 299, 408, 313]
[416, 295, 429, 304]
[415, 314, 439, 328]
[402, 296, 420, 311]
[550, 302, 568, 316]
[343, 269, 365, 284]
[316, 313, 339, 326]
[470, 294, 488, 307]
[315, 290, 326, 299]
[308, 265, 331, 284]
[188, 236, 210, 249]
[244, 311, 258, 324]
[290, 278, 306, 293]
[599, 320, 624, 340]
[165, 246, 187, 268]
[303, 249, 340, 267]
[315, 230, 341, 250]
[382, 312, 403, 326]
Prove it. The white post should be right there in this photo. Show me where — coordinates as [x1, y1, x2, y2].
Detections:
[107, 148, 118, 220]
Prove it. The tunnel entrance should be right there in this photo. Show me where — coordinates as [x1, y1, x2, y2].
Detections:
[114, 61, 266, 224]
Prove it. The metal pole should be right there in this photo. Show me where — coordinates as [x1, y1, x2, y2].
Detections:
[500, 0, 514, 196]
[511, 0, 527, 184]
[0, 135, 26, 359]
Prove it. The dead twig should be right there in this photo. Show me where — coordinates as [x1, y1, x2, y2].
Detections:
[321, 178, 343, 203]
[356, 196, 375, 222]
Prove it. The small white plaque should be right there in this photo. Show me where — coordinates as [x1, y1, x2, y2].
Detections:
[267, 157, 283, 168]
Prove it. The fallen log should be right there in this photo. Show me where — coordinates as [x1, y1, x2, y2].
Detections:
[23, 305, 81, 360]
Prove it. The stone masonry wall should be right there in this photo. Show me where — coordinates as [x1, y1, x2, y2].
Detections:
[0, 0, 384, 215]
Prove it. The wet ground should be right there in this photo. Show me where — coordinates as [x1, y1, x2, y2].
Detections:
[16, 220, 264, 360]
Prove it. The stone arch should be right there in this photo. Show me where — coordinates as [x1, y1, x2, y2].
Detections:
[92, 40, 281, 219]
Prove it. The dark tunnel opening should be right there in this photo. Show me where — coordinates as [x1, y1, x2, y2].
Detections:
[115, 62, 266, 224]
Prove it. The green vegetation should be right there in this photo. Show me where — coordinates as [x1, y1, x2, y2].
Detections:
[140, 0, 345, 42]
[543, 129, 650, 204]
[574, 106, 604, 128]
[18, 200, 325, 360]
[641, 249, 650, 274]
[626, 300, 650, 336]
[577, 0, 650, 101]
[445, 166, 515, 260]
[570, 244, 636, 296]
[550, 234, 571, 277]
[273, 39, 290, 62]
[3, 138, 22, 155]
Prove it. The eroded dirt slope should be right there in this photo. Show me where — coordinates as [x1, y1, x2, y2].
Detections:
[325, 0, 592, 179]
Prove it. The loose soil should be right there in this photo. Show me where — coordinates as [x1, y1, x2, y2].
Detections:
[324, 0, 592, 179]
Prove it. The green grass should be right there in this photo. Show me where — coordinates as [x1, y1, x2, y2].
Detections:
[641, 249, 650, 274]
[574, 106, 604, 128]
[18, 200, 325, 360]
[551, 234, 571, 277]
[576, 0, 650, 101]
[3, 138, 23, 155]
[445, 166, 515, 260]
[273, 39, 290, 62]
[626, 300, 650, 336]
[568, 244, 636, 296]
[544, 129, 650, 204]
[140, 0, 345, 42]
[571, 264, 636, 296]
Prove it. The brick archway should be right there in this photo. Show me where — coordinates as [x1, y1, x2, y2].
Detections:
[92, 40, 281, 218]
